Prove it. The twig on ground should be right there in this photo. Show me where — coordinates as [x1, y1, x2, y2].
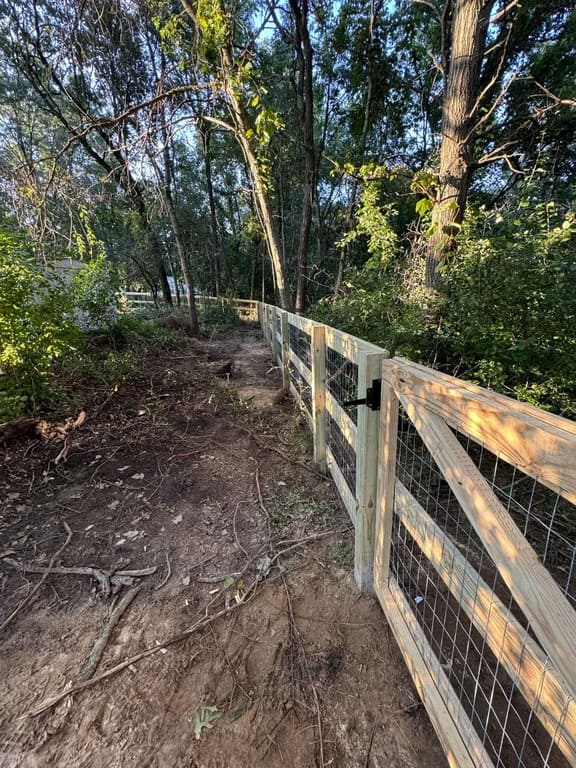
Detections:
[0, 522, 73, 634]
[364, 724, 377, 768]
[233, 501, 249, 559]
[197, 572, 242, 584]
[230, 422, 327, 479]
[1, 560, 157, 597]
[254, 463, 272, 544]
[77, 584, 142, 683]
[27, 578, 259, 718]
[281, 574, 325, 768]
[155, 553, 172, 591]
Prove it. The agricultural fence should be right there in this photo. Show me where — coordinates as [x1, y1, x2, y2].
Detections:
[121, 292, 258, 321]
[258, 302, 576, 768]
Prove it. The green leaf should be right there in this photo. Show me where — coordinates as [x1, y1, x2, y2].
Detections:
[415, 197, 433, 216]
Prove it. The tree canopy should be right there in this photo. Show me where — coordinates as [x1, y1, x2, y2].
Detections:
[1, 0, 575, 414]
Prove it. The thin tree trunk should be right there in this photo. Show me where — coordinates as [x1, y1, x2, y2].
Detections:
[291, 0, 316, 315]
[425, 0, 494, 292]
[200, 124, 223, 295]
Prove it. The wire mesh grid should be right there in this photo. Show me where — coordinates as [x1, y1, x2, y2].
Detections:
[276, 332, 282, 364]
[288, 323, 312, 369]
[389, 408, 575, 768]
[325, 345, 359, 425]
[288, 361, 312, 416]
[327, 413, 356, 495]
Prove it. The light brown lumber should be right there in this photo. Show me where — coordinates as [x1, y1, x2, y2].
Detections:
[326, 446, 356, 523]
[311, 324, 327, 472]
[382, 359, 576, 504]
[397, 393, 576, 697]
[395, 479, 576, 765]
[396, 357, 576, 436]
[354, 351, 387, 593]
[280, 311, 290, 389]
[325, 393, 357, 447]
[377, 580, 494, 768]
[374, 382, 400, 586]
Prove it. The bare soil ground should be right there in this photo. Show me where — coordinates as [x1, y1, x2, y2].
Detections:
[0, 325, 447, 768]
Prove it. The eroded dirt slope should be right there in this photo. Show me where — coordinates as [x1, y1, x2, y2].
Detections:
[0, 326, 447, 768]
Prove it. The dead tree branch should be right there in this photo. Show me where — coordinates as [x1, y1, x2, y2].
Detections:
[0, 522, 73, 634]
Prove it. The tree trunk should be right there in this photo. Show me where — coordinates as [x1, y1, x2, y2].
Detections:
[160, 122, 199, 335]
[200, 124, 223, 295]
[425, 0, 494, 292]
[290, 0, 316, 315]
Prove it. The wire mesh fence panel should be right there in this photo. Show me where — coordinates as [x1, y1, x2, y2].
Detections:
[389, 408, 575, 768]
[325, 345, 359, 425]
[276, 332, 282, 365]
[288, 324, 312, 369]
[288, 361, 312, 416]
[327, 413, 356, 495]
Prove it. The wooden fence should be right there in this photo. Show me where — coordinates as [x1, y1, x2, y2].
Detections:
[258, 303, 576, 768]
[121, 292, 258, 321]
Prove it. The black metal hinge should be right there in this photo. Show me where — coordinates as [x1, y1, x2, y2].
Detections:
[343, 378, 382, 411]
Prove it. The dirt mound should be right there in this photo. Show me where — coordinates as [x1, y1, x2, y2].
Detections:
[0, 327, 446, 768]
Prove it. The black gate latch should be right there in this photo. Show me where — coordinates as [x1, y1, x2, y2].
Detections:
[343, 378, 382, 411]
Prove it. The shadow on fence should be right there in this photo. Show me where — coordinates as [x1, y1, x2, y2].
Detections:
[259, 301, 576, 768]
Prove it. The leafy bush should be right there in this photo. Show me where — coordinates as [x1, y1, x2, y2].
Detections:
[0, 225, 81, 419]
[71, 254, 120, 330]
[199, 299, 241, 331]
[440, 203, 576, 412]
[310, 200, 576, 416]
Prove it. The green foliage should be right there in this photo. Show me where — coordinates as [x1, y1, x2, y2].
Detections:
[338, 169, 399, 269]
[199, 299, 241, 331]
[66, 314, 186, 388]
[193, 705, 221, 740]
[439, 203, 576, 414]
[0, 225, 81, 419]
[311, 200, 576, 416]
[71, 255, 121, 330]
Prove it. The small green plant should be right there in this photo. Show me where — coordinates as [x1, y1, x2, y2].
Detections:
[266, 489, 341, 534]
[199, 299, 241, 331]
[193, 705, 221, 740]
[332, 534, 354, 568]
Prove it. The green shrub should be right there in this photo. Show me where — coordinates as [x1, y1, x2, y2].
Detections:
[0, 225, 81, 418]
[309, 200, 576, 416]
[199, 299, 241, 331]
[71, 254, 120, 329]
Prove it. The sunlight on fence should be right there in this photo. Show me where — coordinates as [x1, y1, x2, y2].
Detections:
[258, 302, 576, 768]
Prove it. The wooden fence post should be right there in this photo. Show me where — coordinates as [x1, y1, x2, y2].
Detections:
[311, 325, 327, 473]
[280, 311, 290, 389]
[374, 373, 400, 594]
[354, 351, 387, 593]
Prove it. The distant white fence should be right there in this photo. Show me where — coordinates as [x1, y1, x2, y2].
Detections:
[121, 292, 258, 321]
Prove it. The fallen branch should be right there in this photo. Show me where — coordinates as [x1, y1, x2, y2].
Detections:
[1, 559, 157, 597]
[0, 418, 39, 444]
[281, 575, 325, 768]
[77, 584, 142, 682]
[0, 522, 73, 634]
[154, 552, 172, 591]
[26, 578, 259, 717]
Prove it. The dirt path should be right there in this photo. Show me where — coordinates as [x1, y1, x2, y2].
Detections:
[0, 326, 447, 768]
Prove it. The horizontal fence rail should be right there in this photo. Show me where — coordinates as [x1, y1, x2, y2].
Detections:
[256, 303, 576, 768]
[121, 292, 258, 320]
[376, 359, 576, 768]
